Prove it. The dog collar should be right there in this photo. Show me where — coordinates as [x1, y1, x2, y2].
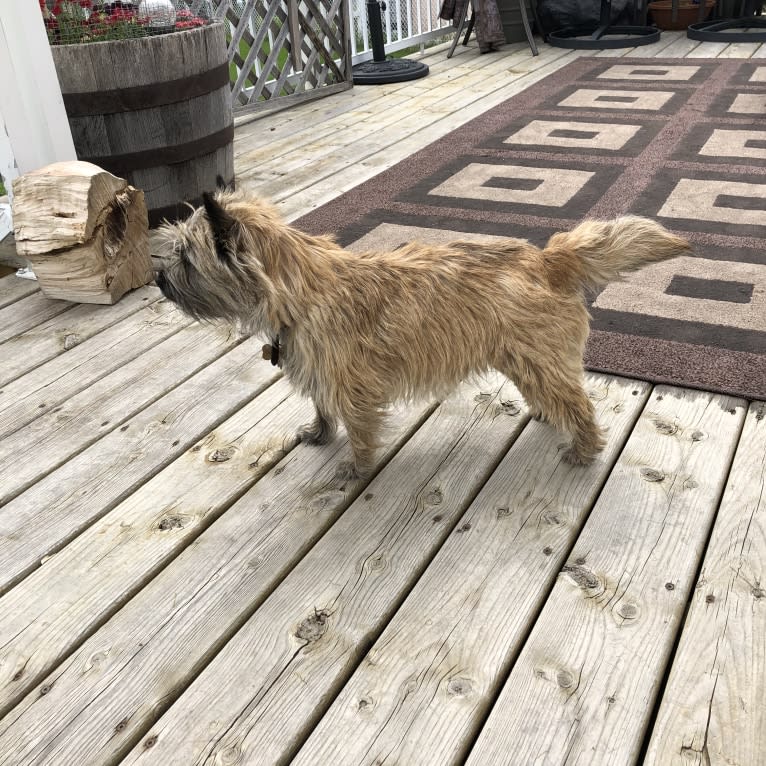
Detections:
[261, 335, 280, 366]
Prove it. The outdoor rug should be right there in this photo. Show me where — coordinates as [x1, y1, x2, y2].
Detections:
[296, 57, 766, 401]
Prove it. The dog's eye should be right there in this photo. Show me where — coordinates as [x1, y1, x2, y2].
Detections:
[176, 245, 192, 269]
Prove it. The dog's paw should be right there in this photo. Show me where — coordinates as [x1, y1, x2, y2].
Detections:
[334, 460, 370, 482]
[562, 446, 596, 466]
[297, 421, 332, 446]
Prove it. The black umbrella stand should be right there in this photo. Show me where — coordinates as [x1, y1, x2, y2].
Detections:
[352, 0, 429, 84]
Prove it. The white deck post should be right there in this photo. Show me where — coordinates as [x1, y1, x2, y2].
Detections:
[0, 0, 76, 236]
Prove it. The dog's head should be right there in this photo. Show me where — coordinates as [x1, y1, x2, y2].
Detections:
[153, 191, 267, 325]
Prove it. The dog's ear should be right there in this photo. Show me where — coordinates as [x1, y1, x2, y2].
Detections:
[215, 175, 234, 192]
[203, 191, 238, 262]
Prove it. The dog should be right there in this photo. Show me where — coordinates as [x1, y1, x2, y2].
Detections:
[154, 190, 689, 478]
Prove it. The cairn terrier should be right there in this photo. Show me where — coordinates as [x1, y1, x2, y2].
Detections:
[154, 191, 689, 478]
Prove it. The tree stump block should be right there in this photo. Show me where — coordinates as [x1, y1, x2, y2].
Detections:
[12, 161, 152, 304]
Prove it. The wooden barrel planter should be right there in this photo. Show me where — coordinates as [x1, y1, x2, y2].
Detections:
[51, 22, 233, 227]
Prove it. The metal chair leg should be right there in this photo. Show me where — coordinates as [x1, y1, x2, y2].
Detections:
[447, 2, 471, 57]
[519, 0, 539, 54]
[463, 14, 476, 45]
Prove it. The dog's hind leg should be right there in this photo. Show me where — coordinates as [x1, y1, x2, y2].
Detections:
[337, 407, 384, 481]
[298, 402, 337, 446]
[496, 356, 605, 465]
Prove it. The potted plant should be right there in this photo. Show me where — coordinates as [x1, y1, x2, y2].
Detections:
[42, 1, 233, 225]
[647, 0, 716, 30]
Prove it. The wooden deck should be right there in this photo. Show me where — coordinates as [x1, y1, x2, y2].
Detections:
[0, 31, 764, 766]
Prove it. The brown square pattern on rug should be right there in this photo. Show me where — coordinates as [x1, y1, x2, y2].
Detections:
[296, 58, 766, 401]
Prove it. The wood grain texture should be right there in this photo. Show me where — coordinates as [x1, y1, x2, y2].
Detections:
[120, 377, 530, 766]
[240, 43, 575, 206]
[293, 375, 650, 766]
[0, 377, 306, 714]
[644, 400, 766, 766]
[465, 386, 746, 766]
[0, 399, 435, 765]
[0, 322, 238, 506]
[51, 24, 233, 222]
[12, 161, 127, 257]
[0, 336, 280, 596]
[0, 274, 37, 309]
[0, 285, 161, 387]
[0, 297, 184, 438]
[0, 291, 73, 343]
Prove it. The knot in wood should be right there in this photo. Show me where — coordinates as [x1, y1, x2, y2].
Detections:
[296, 609, 330, 642]
[219, 744, 242, 765]
[208, 446, 235, 463]
[755, 405, 765, 422]
[496, 506, 511, 519]
[63, 333, 81, 350]
[753, 586, 765, 600]
[612, 403, 624, 414]
[652, 419, 678, 436]
[690, 430, 706, 442]
[562, 564, 600, 591]
[683, 478, 698, 490]
[455, 522, 472, 534]
[447, 676, 473, 697]
[114, 717, 129, 733]
[158, 515, 184, 531]
[143, 735, 158, 750]
[543, 511, 562, 526]
[309, 490, 344, 513]
[616, 602, 638, 621]
[640, 467, 665, 483]
[426, 488, 443, 506]
[357, 696, 374, 712]
[556, 670, 574, 689]
[499, 400, 521, 416]
[368, 553, 385, 572]
[705, 593, 716, 604]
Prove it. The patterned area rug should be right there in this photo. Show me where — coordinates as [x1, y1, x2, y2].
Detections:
[296, 58, 766, 400]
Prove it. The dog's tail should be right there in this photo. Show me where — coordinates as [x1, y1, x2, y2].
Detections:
[543, 216, 690, 293]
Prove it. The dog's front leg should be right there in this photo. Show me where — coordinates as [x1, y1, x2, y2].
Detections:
[297, 402, 337, 446]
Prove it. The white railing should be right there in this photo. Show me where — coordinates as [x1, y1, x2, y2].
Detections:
[350, 0, 452, 63]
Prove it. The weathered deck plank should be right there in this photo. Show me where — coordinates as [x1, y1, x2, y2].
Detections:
[0, 285, 161, 387]
[0, 29, 762, 766]
[0, 291, 72, 343]
[0, 323, 239, 505]
[110, 378, 531, 766]
[292, 375, 650, 766]
[0, 396, 435, 764]
[465, 387, 746, 765]
[645, 400, 766, 766]
[0, 274, 37, 309]
[0, 377, 308, 713]
[0, 298, 184, 438]
[0, 337, 280, 596]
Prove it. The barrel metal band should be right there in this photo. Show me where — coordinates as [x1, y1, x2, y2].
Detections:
[63, 62, 230, 117]
[81, 124, 234, 175]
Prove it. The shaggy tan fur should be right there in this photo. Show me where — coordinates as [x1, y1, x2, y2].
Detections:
[154, 191, 690, 477]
